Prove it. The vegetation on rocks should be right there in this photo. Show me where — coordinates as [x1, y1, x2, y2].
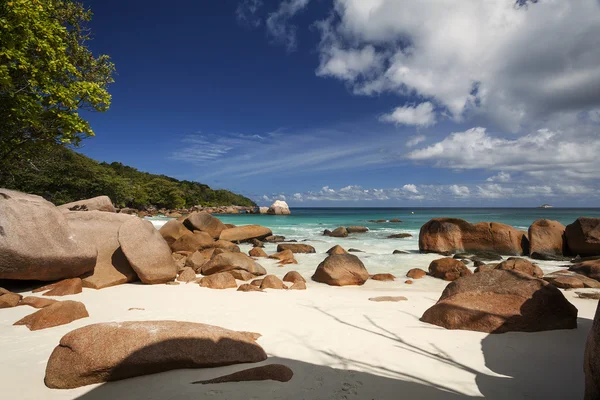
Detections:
[0, 145, 256, 209]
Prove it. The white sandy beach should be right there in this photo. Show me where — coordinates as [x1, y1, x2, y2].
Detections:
[1, 240, 597, 400]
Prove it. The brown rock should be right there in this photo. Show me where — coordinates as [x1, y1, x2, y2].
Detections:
[421, 270, 577, 333]
[237, 284, 263, 292]
[249, 247, 268, 258]
[250, 279, 263, 287]
[407, 268, 426, 279]
[177, 267, 196, 283]
[201, 252, 266, 276]
[66, 211, 138, 289]
[570, 260, 600, 281]
[228, 270, 254, 281]
[369, 296, 408, 302]
[289, 281, 306, 290]
[183, 212, 226, 239]
[260, 275, 287, 289]
[348, 248, 364, 253]
[327, 245, 348, 255]
[264, 235, 285, 243]
[199, 272, 237, 289]
[58, 196, 115, 213]
[0, 291, 22, 308]
[219, 225, 272, 242]
[193, 364, 293, 384]
[393, 250, 409, 254]
[211, 240, 240, 252]
[312, 254, 369, 286]
[528, 219, 566, 258]
[387, 233, 413, 239]
[0, 189, 97, 281]
[185, 248, 215, 273]
[33, 278, 82, 296]
[118, 218, 177, 284]
[495, 258, 543, 278]
[276, 243, 316, 253]
[170, 231, 215, 253]
[419, 218, 529, 256]
[346, 226, 369, 233]
[428, 258, 472, 281]
[566, 217, 600, 257]
[158, 220, 190, 246]
[544, 271, 600, 289]
[578, 292, 600, 300]
[18, 296, 58, 309]
[371, 273, 396, 281]
[326, 227, 348, 238]
[44, 321, 267, 389]
[14, 301, 88, 331]
[405, 280, 413, 284]
[475, 265, 495, 273]
[268, 249, 295, 262]
[283, 271, 306, 283]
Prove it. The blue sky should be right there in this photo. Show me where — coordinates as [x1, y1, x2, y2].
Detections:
[80, 0, 600, 207]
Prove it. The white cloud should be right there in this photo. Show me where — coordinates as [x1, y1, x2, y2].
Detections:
[313, 0, 600, 131]
[236, 0, 263, 27]
[380, 102, 436, 127]
[449, 185, 470, 197]
[266, 0, 311, 51]
[487, 172, 511, 183]
[407, 127, 600, 181]
[402, 184, 419, 194]
[406, 135, 426, 147]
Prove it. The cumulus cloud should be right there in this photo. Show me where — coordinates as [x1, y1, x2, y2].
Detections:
[402, 184, 419, 194]
[266, 0, 311, 50]
[407, 127, 600, 181]
[449, 185, 470, 197]
[487, 172, 511, 183]
[313, 0, 600, 131]
[380, 102, 436, 127]
[406, 135, 426, 147]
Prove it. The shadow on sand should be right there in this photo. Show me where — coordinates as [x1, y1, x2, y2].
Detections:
[70, 305, 592, 400]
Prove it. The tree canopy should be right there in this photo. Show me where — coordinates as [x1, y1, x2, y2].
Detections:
[0, 0, 115, 166]
[0, 145, 257, 209]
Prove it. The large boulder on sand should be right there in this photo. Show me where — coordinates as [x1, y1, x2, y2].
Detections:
[419, 218, 528, 256]
[219, 225, 272, 242]
[199, 272, 237, 289]
[585, 301, 600, 399]
[528, 219, 566, 259]
[276, 243, 316, 253]
[66, 211, 138, 289]
[428, 258, 472, 281]
[158, 219, 190, 246]
[312, 254, 369, 286]
[14, 300, 88, 331]
[170, 231, 214, 253]
[57, 196, 115, 213]
[0, 189, 97, 281]
[268, 200, 290, 215]
[44, 321, 268, 389]
[184, 212, 226, 239]
[495, 258, 543, 278]
[566, 217, 600, 257]
[327, 245, 348, 255]
[118, 218, 177, 284]
[421, 270, 577, 333]
[283, 271, 306, 283]
[201, 252, 266, 276]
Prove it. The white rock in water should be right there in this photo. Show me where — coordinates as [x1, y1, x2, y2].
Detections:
[259, 207, 269, 214]
[268, 200, 290, 215]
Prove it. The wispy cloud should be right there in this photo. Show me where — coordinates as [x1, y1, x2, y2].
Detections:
[236, 0, 264, 28]
[266, 0, 311, 51]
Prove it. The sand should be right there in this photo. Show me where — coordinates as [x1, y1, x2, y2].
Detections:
[0, 243, 597, 399]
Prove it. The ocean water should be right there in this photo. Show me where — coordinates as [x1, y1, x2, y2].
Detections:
[148, 208, 600, 277]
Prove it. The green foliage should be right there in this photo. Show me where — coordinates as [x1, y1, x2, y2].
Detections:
[0, 145, 257, 209]
[0, 0, 115, 166]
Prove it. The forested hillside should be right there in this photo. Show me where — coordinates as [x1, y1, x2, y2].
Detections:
[0, 146, 256, 209]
